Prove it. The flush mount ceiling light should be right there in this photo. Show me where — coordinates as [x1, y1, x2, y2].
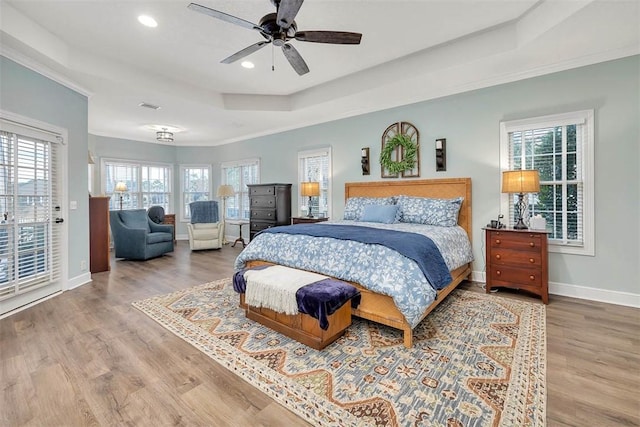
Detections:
[241, 61, 255, 69]
[156, 128, 174, 142]
[138, 15, 158, 28]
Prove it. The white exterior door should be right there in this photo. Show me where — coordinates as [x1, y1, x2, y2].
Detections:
[0, 117, 66, 316]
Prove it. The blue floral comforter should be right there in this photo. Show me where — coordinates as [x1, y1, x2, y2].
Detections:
[234, 220, 474, 328]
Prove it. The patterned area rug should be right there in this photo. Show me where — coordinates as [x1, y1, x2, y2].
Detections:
[133, 278, 546, 426]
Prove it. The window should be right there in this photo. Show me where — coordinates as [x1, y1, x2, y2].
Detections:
[221, 158, 260, 220]
[102, 159, 173, 212]
[500, 110, 594, 255]
[298, 147, 332, 218]
[180, 165, 211, 221]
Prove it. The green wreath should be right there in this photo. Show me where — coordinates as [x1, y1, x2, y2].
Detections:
[380, 134, 418, 174]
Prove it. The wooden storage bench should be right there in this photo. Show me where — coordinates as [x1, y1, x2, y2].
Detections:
[239, 294, 353, 350]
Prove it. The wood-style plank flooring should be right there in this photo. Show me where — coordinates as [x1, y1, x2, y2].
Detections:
[1, 242, 639, 426]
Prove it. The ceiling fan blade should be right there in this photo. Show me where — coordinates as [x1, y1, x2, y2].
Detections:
[221, 41, 270, 64]
[188, 3, 262, 32]
[294, 31, 362, 44]
[276, 0, 304, 29]
[281, 43, 309, 75]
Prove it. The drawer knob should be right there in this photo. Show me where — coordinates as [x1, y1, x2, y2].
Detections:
[496, 270, 501, 276]
[529, 242, 535, 247]
[495, 254, 501, 260]
[529, 275, 535, 281]
[495, 239, 501, 244]
[529, 258, 535, 263]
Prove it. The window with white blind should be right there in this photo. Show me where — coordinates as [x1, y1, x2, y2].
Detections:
[298, 147, 332, 218]
[500, 110, 594, 255]
[180, 165, 211, 221]
[0, 115, 65, 315]
[221, 158, 260, 220]
[102, 160, 173, 212]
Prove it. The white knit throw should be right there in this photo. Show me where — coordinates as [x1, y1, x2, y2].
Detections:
[244, 266, 327, 315]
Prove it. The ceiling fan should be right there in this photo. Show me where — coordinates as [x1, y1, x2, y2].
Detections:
[188, 0, 362, 75]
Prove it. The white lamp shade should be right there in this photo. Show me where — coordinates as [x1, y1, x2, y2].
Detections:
[114, 182, 128, 193]
[217, 184, 235, 198]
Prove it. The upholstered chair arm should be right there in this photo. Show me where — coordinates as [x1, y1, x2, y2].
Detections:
[148, 218, 173, 234]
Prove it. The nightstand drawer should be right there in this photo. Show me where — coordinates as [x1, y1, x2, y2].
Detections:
[251, 195, 276, 208]
[489, 265, 542, 286]
[490, 250, 542, 267]
[489, 231, 542, 252]
[251, 209, 276, 221]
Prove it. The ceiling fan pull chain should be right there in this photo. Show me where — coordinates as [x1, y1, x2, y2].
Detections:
[272, 44, 275, 71]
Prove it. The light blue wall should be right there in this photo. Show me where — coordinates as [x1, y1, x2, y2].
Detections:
[90, 55, 639, 296]
[0, 56, 89, 280]
[214, 55, 640, 295]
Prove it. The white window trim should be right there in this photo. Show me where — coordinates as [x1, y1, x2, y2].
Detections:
[499, 109, 594, 256]
[220, 157, 260, 221]
[297, 147, 332, 218]
[179, 164, 211, 223]
[100, 158, 174, 212]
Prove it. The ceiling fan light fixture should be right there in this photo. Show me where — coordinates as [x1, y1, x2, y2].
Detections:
[156, 128, 174, 142]
[241, 61, 255, 69]
[138, 15, 158, 28]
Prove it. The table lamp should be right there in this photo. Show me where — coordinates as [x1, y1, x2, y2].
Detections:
[114, 181, 128, 210]
[300, 182, 320, 218]
[501, 170, 540, 229]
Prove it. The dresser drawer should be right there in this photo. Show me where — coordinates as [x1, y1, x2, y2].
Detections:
[251, 209, 276, 221]
[489, 264, 542, 287]
[250, 186, 275, 196]
[250, 221, 275, 233]
[489, 231, 542, 252]
[251, 195, 276, 209]
[490, 249, 543, 267]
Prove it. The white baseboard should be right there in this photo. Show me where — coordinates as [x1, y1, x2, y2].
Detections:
[67, 272, 92, 290]
[470, 269, 640, 308]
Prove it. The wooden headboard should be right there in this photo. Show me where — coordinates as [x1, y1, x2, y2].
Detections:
[344, 178, 472, 242]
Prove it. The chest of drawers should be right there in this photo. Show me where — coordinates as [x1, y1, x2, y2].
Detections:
[248, 183, 292, 241]
[485, 228, 549, 304]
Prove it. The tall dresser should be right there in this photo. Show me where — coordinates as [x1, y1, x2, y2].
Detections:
[248, 183, 292, 241]
[89, 196, 111, 273]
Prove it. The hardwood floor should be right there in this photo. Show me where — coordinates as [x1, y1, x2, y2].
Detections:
[1, 242, 639, 426]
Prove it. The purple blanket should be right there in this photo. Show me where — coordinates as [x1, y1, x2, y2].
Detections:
[233, 268, 361, 330]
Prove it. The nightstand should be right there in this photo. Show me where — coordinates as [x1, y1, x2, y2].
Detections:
[484, 228, 549, 304]
[291, 217, 329, 224]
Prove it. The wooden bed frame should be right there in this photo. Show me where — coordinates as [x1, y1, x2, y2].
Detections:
[246, 178, 472, 348]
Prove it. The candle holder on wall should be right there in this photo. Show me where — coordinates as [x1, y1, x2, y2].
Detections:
[361, 147, 370, 175]
[435, 138, 446, 172]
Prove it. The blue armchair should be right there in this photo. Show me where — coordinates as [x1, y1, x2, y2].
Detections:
[110, 209, 174, 260]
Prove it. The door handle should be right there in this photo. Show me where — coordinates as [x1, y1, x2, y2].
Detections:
[55, 218, 64, 223]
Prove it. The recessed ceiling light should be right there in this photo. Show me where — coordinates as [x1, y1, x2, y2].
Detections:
[241, 61, 255, 69]
[138, 15, 158, 28]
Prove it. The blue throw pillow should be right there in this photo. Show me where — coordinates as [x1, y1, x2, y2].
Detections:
[360, 204, 400, 224]
[397, 196, 463, 226]
[343, 196, 395, 220]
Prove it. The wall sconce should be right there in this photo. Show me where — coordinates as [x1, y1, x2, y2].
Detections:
[435, 138, 446, 172]
[361, 147, 370, 175]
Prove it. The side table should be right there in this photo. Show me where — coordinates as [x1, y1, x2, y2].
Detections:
[228, 220, 249, 248]
[162, 213, 176, 243]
